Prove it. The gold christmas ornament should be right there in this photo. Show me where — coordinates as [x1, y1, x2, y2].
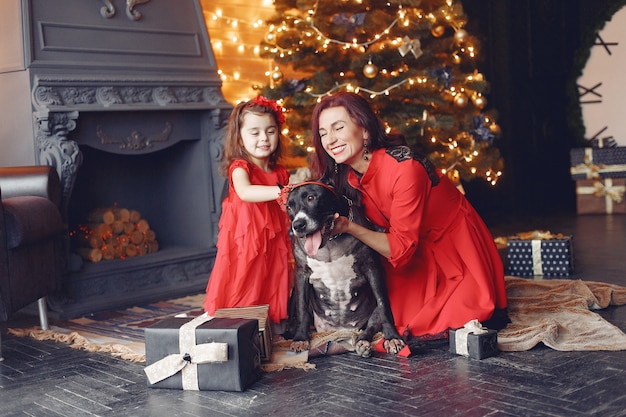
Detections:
[489, 123, 502, 136]
[363, 61, 378, 79]
[442, 90, 455, 102]
[472, 94, 487, 109]
[454, 92, 469, 108]
[454, 29, 468, 44]
[431, 25, 445, 38]
[271, 68, 283, 82]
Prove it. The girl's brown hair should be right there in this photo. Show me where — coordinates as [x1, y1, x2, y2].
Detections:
[220, 98, 285, 176]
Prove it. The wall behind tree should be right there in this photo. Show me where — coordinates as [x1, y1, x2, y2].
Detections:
[461, 0, 622, 220]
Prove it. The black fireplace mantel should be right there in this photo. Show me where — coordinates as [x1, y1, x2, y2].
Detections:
[14, 0, 235, 318]
[32, 72, 231, 217]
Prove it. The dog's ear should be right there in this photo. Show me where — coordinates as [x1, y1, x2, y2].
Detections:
[318, 173, 336, 189]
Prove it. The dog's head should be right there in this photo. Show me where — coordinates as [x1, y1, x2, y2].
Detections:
[281, 181, 347, 257]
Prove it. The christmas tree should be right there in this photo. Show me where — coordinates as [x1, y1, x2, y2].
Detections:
[256, 0, 503, 185]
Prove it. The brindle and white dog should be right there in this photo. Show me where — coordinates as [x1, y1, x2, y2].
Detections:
[282, 180, 405, 357]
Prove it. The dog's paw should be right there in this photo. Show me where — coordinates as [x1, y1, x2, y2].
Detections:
[383, 338, 406, 354]
[355, 340, 372, 357]
[290, 340, 310, 353]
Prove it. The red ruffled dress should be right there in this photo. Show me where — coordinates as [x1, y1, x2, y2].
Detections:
[203, 159, 293, 324]
[347, 147, 508, 339]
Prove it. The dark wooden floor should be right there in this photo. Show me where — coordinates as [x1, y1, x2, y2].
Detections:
[2, 213, 626, 417]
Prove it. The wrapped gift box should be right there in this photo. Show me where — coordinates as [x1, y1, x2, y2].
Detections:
[589, 137, 617, 149]
[570, 147, 626, 180]
[576, 178, 626, 215]
[449, 321, 498, 360]
[506, 231, 574, 277]
[144, 316, 261, 391]
[213, 304, 272, 362]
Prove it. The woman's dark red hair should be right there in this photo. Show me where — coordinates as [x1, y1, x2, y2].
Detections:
[310, 92, 396, 199]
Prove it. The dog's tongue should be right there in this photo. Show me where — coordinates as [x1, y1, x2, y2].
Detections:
[304, 231, 322, 257]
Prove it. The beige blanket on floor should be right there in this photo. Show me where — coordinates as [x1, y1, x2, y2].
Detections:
[8, 277, 626, 366]
[498, 277, 626, 351]
[269, 277, 626, 360]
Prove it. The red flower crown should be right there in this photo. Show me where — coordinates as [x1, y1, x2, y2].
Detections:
[252, 96, 286, 125]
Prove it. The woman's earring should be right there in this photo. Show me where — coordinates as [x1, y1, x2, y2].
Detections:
[363, 141, 370, 161]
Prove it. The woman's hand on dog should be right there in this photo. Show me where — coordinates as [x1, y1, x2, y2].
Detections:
[332, 213, 392, 259]
[331, 213, 351, 235]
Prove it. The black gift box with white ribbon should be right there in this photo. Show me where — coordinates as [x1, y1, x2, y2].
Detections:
[144, 316, 261, 391]
[449, 321, 498, 360]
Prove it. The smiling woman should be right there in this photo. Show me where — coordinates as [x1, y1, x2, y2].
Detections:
[309, 92, 510, 343]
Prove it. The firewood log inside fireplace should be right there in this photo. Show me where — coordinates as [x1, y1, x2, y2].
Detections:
[72, 206, 159, 262]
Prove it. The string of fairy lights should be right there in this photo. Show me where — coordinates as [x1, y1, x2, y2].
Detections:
[261, 3, 475, 98]
[202, 1, 502, 185]
[205, 3, 479, 100]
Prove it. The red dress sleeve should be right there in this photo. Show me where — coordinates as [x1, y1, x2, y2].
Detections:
[229, 159, 251, 181]
[384, 159, 433, 269]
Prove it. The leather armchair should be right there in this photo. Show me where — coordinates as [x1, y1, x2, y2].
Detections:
[0, 166, 66, 360]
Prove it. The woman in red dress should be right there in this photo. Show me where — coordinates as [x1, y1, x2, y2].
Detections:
[203, 97, 292, 331]
[310, 92, 509, 343]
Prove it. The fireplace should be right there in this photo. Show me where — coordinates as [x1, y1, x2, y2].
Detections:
[10, 0, 233, 318]
[53, 108, 228, 318]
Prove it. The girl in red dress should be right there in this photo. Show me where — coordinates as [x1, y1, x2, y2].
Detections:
[203, 97, 292, 331]
[310, 92, 509, 345]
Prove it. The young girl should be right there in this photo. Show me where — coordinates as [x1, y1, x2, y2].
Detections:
[203, 96, 292, 331]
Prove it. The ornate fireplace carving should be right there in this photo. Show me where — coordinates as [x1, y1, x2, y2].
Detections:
[12, 0, 233, 318]
[32, 76, 229, 222]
